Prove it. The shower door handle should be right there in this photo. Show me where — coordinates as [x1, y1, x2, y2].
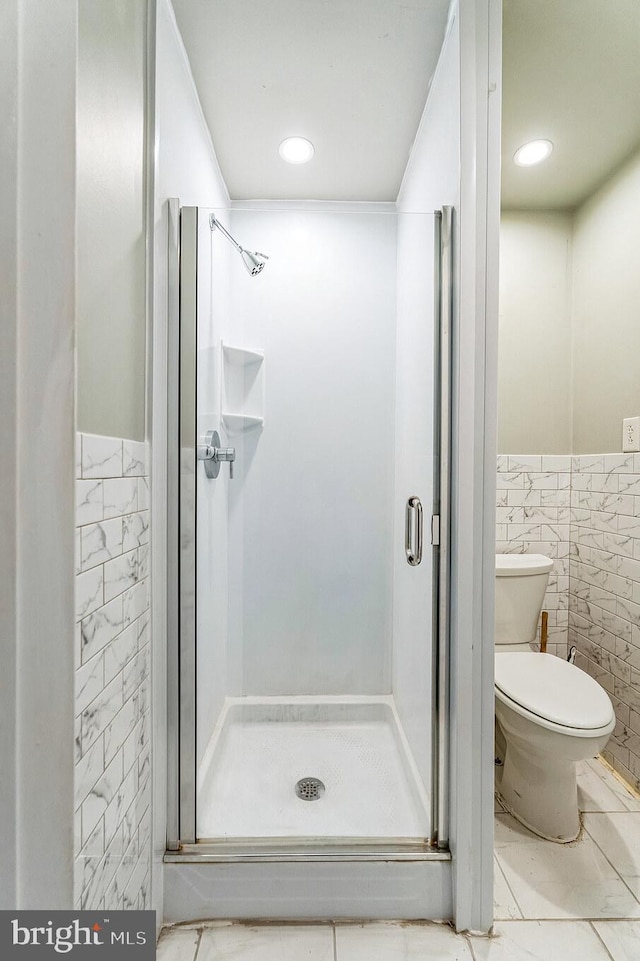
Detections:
[405, 496, 423, 566]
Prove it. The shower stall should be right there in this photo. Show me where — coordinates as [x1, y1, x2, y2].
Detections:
[164, 199, 454, 916]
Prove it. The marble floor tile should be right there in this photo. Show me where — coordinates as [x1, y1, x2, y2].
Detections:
[587, 758, 640, 812]
[156, 926, 200, 961]
[494, 857, 522, 920]
[469, 921, 612, 961]
[496, 813, 640, 919]
[584, 812, 640, 899]
[197, 924, 334, 961]
[494, 812, 540, 849]
[578, 760, 634, 813]
[335, 922, 473, 961]
[592, 920, 640, 961]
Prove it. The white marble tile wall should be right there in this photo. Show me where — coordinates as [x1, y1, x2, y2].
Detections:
[570, 453, 640, 793]
[497, 452, 640, 793]
[74, 433, 152, 910]
[496, 455, 572, 657]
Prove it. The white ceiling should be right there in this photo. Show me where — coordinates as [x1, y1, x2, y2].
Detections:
[502, 0, 640, 210]
[171, 0, 640, 207]
[170, 0, 450, 201]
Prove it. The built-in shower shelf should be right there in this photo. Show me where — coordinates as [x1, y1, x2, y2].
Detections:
[222, 343, 264, 367]
[221, 413, 264, 434]
[221, 341, 265, 435]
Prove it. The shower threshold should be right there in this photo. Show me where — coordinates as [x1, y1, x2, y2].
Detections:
[165, 841, 448, 863]
[194, 695, 432, 847]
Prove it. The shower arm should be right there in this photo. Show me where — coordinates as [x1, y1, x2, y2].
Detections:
[209, 213, 244, 254]
[209, 212, 269, 276]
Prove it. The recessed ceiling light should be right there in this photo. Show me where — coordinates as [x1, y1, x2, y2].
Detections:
[279, 137, 315, 164]
[513, 139, 553, 167]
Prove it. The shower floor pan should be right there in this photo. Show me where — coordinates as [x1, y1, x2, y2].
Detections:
[196, 696, 430, 842]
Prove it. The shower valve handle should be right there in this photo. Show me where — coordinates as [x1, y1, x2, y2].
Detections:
[215, 446, 235, 479]
[197, 430, 235, 480]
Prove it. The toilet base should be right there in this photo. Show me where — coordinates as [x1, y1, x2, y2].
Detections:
[498, 734, 580, 842]
[498, 789, 582, 844]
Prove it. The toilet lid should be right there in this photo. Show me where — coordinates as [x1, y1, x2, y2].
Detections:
[495, 652, 614, 730]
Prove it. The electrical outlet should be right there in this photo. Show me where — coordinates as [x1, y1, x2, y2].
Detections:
[622, 416, 640, 453]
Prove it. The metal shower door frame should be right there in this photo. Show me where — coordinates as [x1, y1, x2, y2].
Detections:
[166, 201, 453, 856]
[432, 206, 453, 849]
[167, 199, 198, 847]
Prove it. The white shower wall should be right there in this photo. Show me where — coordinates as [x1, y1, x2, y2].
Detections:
[392, 210, 437, 788]
[194, 20, 461, 770]
[391, 6, 461, 788]
[195, 211, 233, 764]
[225, 204, 398, 696]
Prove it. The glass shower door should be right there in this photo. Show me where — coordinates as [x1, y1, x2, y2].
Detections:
[169, 202, 451, 855]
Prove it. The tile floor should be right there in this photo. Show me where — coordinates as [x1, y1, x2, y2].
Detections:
[157, 758, 640, 961]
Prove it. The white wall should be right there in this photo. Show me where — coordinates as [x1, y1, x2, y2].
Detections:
[572, 148, 640, 454]
[391, 212, 437, 789]
[392, 192, 437, 790]
[195, 208, 232, 765]
[153, 0, 230, 919]
[397, 6, 460, 213]
[451, 0, 500, 932]
[498, 211, 573, 453]
[76, 0, 147, 441]
[0, 0, 19, 905]
[499, 148, 640, 456]
[0, 0, 76, 909]
[391, 5, 464, 790]
[226, 203, 397, 695]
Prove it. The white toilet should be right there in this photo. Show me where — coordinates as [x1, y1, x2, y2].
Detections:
[495, 552, 615, 842]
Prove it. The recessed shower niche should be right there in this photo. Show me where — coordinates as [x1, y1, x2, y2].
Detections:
[220, 340, 265, 435]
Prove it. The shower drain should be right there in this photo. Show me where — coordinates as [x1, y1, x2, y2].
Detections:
[295, 777, 325, 801]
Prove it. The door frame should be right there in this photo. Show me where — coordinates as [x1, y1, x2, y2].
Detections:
[165, 203, 453, 857]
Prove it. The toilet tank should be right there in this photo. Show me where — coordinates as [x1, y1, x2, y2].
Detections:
[495, 553, 554, 647]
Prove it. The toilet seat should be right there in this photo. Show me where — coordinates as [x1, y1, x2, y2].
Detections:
[495, 652, 615, 736]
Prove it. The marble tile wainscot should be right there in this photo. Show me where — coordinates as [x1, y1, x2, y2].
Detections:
[497, 452, 640, 794]
[570, 452, 640, 794]
[496, 455, 571, 657]
[74, 432, 152, 910]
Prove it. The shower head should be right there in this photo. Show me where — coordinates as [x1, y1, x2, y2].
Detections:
[240, 249, 268, 276]
[209, 214, 269, 276]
